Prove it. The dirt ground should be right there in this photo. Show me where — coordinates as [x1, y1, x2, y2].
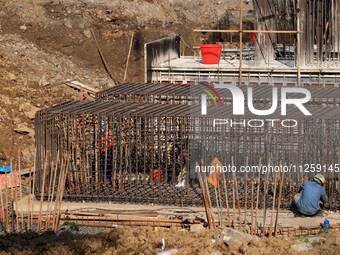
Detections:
[0, 227, 338, 255]
[1, 1, 339, 254]
[0, 0, 254, 166]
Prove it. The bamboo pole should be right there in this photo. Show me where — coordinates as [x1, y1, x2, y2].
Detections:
[45, 157, 55, 230]
[254, 158, 261, 235]
[4, 158, 9, 232]
[231, 158, 236, 228]
[262, 162, 269, 236]
[199, 168, 215, 228]
[217, 184, 223, 224]
[91, 29, 119, 85]
[46, 152, 59, 230]
[51, 157, 64, 232]
[38, 153, 49, 231]
[27, 162, 32, 230]
[197, 163, 213, 228]
[14, 164, 19, 232]
[214, 185, 222, 225]
[202, 169, 215, 229]
[55, 161, 68, 232]
[18, 150, 24, 229]
[296, 0, 301, 86]
[243, 157, 248, 232]
[250, 168, 255, 234]
[52, 155, 69, 233]
[274, 172, 284, 236]
[0, 188, 4, 225]
[30, 160, 36, 229]
[123, 32, 135, 82]
[222, 172, 231, 226]
[235, 176, 241, 230]
[269, 172, 278, 237]
[10, 156, 15, 232]
[238, 0, 243, 85]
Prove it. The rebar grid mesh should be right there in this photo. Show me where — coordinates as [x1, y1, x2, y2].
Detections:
[96, 83, 340, 106]
[35, 98, 340, 209]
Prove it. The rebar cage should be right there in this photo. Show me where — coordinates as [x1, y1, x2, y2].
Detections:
[96, 83, 340, 106]
[36, 84, 340, 209]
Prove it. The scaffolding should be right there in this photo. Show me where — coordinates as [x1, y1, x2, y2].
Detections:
[147, 0, 340, 85]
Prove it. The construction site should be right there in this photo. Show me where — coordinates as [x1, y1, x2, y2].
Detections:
[0, 0, 340, 254]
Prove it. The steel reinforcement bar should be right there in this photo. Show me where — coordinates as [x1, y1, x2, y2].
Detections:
[96, 83, 340, 106]
[35, 100, 340, 211]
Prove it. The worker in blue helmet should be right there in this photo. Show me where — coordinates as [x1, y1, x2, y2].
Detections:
[293, 174, 328, 216]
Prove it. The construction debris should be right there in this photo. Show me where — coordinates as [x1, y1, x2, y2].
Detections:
[65, 80, 99, 98]
[0, 2, 340, 255]
[14, 125, 34, 137]
[221, 228, 260, 250]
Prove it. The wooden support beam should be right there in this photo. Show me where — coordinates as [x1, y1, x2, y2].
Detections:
[253, 0, 276, 67]
[239, 0, 243, 85]
[296, 0, 301, 86]
[61, 213, 199, 223]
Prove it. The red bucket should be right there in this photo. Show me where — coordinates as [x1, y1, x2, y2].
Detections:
[200, 44, 222, 64]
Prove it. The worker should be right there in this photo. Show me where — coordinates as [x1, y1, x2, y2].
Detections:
[293, 174, 328, 216]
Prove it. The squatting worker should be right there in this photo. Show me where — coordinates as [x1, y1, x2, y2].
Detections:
[293, 174, 328, 216]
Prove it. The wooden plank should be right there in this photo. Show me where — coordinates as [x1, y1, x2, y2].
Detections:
[60, 213, 200, 224]
[18, 167, 36, 176]
[299, 0, 306, 67]
[0, 172, 19, 189]
[254, 0, 276, 66]
[59, 219, 185, 228]
[65, 81, 99, 98]
[62, 211, 158, 218]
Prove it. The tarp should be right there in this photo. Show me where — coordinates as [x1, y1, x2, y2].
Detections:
[0, 172, 19, 189]
[0, 166, 11, 173]
[208, 157, 223, 188]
